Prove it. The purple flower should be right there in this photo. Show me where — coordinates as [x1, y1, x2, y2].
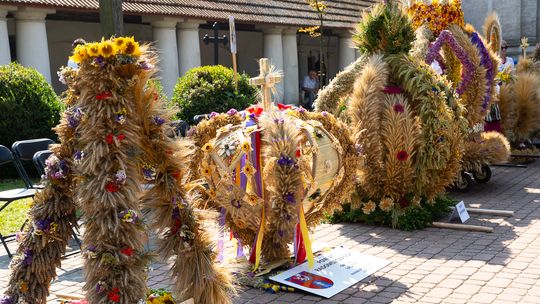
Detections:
[35, 218, 51, 231]
[277, 230, 284, 237]
[227, 108, 238, 116]
[273, 117, 284, 124]
[0, 295, 15, 304]
[67, 107, 83, 128]
[209, 112, 219, 118]
[355, 144, 364, 155]
[172, 207, 181, 220]
[298, 107, 306, 113]
[115, 114, 126, 124]
[73, 150, 84, 162]
[138, 60, 154, 70]
[470, 32, 494, 112]
[283, 192, 295, 204]
[94, 56, 105, 67]
[142, 167, 156, 181]
[23, 249, 33, 265]
[321, 111, 328, 116]
[152, 115, 165, 126]
[277, 155, 295, 167]
[231, 199, 242, 209]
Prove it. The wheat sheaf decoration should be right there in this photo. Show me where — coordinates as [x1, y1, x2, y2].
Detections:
[2, 37, 231, 304]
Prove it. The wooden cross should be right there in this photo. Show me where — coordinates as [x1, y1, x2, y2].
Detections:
[203, 22, 228, 65]
[250, 58, 283, 110]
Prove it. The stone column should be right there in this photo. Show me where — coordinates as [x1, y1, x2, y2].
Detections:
[0, 7, 15, 65]
[15, 8, 55, 83]
[263, 27, 284, 102]
[151, 19, 180, 97]
[282, 28, 300, 105]
[338, 33, 356, 71]
[177, 21, 202, 76]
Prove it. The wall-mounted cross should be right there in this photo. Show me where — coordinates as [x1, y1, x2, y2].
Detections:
[250, 58, 282, 110]
[203, 22, 228, 65]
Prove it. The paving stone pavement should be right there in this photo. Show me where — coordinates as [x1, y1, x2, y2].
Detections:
[2, 161, 540, 303]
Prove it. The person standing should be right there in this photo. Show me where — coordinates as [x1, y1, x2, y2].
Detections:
[498, 40, 515, 72]
[302, 70, 319, 109]
[67, 38, 86, 70]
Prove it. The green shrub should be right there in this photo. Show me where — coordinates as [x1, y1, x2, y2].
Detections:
[328, 195, 455, 231]
[172, 65, 258, 123]
[0, 63, 63, 177]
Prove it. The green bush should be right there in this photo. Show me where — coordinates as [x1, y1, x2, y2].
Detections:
[0, 63, 63, 177]
[328, 195, 455, 231]
[172, 65, 258, 123]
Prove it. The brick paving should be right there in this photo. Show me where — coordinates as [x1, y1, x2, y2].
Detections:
[2, 161, 540, 303]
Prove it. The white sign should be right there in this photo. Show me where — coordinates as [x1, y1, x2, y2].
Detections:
[456, 201, 470, 223]
[228, 16, 237, 54]
[270, 247, 390, 298]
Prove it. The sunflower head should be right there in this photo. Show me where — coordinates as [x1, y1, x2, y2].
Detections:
[70, 44, 88, 63]
[242, 163, 256, 176]
[99, 40, 117, 58]
[123, 37, 141, 57]
[114, 37, 128, 52]
[207, 188, 216, 198]
[362, 201, 376, 215]
[241, 141, 252, 153]
[202, 143, 214, 153]
[200, 165, 213, 177]
[86, 42, 101, 57]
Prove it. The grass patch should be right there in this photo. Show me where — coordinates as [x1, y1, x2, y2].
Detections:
[0, 179, 32, 235]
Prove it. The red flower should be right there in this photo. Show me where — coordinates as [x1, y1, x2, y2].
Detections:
[96, 91, 113, 100]
[172, 171, 181, 179]
[398, 197, 409, 209]
[106, 133, 114, 144]
[393, 103, 405, 113]
[106, 182, 119, 193]
[383, 86, 403, 95]
[246, 106, 264, 116]
[396, 150, 409, 161]
[116, 134, 125, 141]
[120, 247, 133, 256]
[296, 149, 301, 158]
[277, 103, 292, 110]
[107, 289, 120, 303]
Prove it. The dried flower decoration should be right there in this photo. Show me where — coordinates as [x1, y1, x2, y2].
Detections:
[242, 163, 256, 176]
[362, 201, 377, 214]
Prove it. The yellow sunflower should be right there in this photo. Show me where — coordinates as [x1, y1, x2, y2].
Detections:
[202, 143, 214, 153]
[245, 193, 259, 206]
[123, 36, 141, 57]
[86, 42, 100, 57]
[113, 37, 128, 53]
[200, 164, 213, 177]
[99, 40, 117, 58]
[379, 197, 394, 212]
[69, 44, 87, 63]
[362, 201, 376, 215]
[241, 141, 252, 153]
[207, 188, 217, 198]
[242, 163, 256, 176]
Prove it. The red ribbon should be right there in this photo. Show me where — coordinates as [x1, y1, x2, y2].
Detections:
[96, 91, 113, 100]
[277, 103, 292, 110]
[246, 106, 264, 116]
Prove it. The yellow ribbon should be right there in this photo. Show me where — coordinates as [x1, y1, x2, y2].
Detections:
[299, 203, 314, 269]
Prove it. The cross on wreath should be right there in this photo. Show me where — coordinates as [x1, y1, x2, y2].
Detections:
[249, 58, 283, 110]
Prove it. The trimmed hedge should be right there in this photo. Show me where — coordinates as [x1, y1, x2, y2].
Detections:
[172, 65, 257, 123]
[0, 63, 63, 177]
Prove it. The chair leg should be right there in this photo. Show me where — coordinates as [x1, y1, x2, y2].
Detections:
[0, 232, 12, 259]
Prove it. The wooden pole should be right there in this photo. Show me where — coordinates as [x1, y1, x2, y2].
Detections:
[467, 208, 514, 217]
[232, 54, 238, 87]
[99, 0, 123, 37]
[431, 222, 493, 233]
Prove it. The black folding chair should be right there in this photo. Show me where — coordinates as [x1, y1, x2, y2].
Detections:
[12, 138, 55, 189]
[32, 150, 83, 256]
[0, 145, 37, 258]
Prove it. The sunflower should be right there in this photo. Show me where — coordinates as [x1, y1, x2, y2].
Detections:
[362, 201, 377, 215]
[69, 44, 87, 63]
[99, 40, 117, 58]
[241, 141, 252, 153]
[379, 197, 394, 212]
[202, 143, 214, 153]
[207, 188, 216, 198]
[200, 164, 214, 177]
[86, 42, 100, 57]
[245, 193, 259, 206]
[113, 37, 128, 52]
[242, 163, 256, 176]
[123, 36, 141, 57]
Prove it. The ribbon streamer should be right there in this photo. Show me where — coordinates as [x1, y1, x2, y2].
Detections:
[299, 204, 314, 269]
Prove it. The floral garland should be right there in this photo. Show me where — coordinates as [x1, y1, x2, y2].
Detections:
[407, 0, 465, 37]
[426, 30, 474, 95]
[470, 31, 495, 113]
[69, 37, 142, 65]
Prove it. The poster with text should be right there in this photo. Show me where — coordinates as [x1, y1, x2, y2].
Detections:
[270, 247, 390, 298]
